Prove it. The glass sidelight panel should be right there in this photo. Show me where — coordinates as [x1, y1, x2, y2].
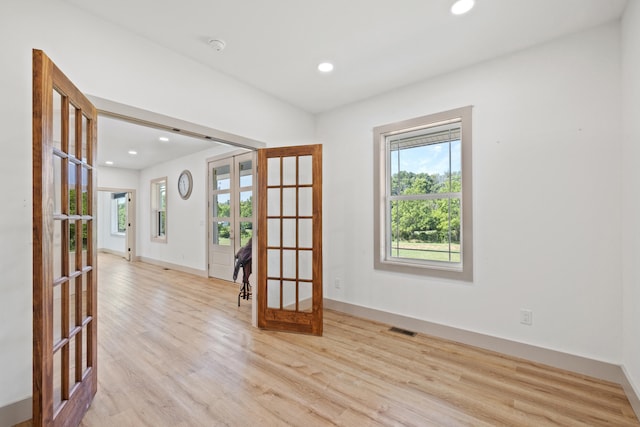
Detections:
[283, 157, 296, 185]
[299, 156, 313, 185]
[283, 281, 296, 311]
[267, 280, 280, 309]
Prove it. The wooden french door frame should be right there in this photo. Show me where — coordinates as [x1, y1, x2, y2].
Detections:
[257, 144, 323, 335]
[33, 49, 98, 426]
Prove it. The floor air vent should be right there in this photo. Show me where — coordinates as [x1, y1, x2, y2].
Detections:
[389, 327, 417, 337]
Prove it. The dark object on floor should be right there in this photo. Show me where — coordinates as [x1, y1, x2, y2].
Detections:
[233, 238, 252, 306]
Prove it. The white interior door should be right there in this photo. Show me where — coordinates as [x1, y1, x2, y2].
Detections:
[208, 152, 255, 281]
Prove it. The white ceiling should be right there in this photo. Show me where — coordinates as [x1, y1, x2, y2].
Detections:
[71, 0, 628, 169]
[97, 115, 232, 170]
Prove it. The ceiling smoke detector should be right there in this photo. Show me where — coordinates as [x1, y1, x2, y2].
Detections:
[208, 38, 226, 51]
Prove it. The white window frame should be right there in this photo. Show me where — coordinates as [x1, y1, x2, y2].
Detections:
[373, 106, 473, 281]
[151, 177, 167, 242]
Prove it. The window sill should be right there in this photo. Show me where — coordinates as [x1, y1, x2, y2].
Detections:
[375, 257, 472, 282]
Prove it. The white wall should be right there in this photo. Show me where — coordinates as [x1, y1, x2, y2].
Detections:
[621, 0, 640, 401]
[0, 0, 314, 408]
[97, 167, 140, 190]
[317, 23, 623, 363]
[137, 145, 236, 271]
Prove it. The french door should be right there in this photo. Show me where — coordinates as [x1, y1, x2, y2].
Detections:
[257, 144, 323, 335]
[208, 152, 255, 281]
[33, 50, 98, 426]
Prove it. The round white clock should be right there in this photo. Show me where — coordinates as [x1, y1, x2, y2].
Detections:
[178, 170, 193, 200]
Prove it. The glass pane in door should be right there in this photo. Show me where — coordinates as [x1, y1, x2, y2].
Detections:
[214, 165, 231, 190]
[239, 160, 252, 187]
[68, 106, 77, 158]
[215, 193, 230, 218]
[239, 221, 253, 247]
[214, 221, 231, 245]
[81, 114, 89, 163]
[53, 90, 62, 151]
[239, 191, 252, 217]
[267, 280, 280, 309]
[283, 281, 296, 311]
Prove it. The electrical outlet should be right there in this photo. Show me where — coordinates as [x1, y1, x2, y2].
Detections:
[334, 277, 342, 289]
[520, 309, 533, 326]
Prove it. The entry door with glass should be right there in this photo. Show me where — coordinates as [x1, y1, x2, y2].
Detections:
[208, 152, 255, 281]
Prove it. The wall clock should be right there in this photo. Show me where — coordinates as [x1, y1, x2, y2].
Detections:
[178, 169, 193, 200]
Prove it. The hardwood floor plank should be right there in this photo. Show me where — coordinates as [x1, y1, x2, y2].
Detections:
[75, 254, 639, 426]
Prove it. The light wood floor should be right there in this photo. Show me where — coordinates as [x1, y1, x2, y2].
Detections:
[75, 253, 639, 426]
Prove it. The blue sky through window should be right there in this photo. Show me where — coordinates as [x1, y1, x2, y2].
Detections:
[391, 140, 461, 177]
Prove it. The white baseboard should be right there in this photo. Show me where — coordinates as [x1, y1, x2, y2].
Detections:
[324, 297, 639, 420]
[622, 365, 640, 419]
[98, 248, 127, 258]
[137, 256, 208, 278]
[0, 397, 30, 427]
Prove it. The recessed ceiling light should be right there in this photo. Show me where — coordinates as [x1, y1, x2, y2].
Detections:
[451, 0, 475, 15]
[318, 62, 334, 73]
[105, 161, 114, 165]
[128, 150, 137, 155]
[159, 136, 169, 142]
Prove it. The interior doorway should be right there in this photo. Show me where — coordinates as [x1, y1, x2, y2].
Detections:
[97, 189, 135, 261]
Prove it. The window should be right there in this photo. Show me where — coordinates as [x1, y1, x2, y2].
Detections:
[151, 177, 167, 242]
[374, 106, 472, 281]
[111, 192, 127, 235]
